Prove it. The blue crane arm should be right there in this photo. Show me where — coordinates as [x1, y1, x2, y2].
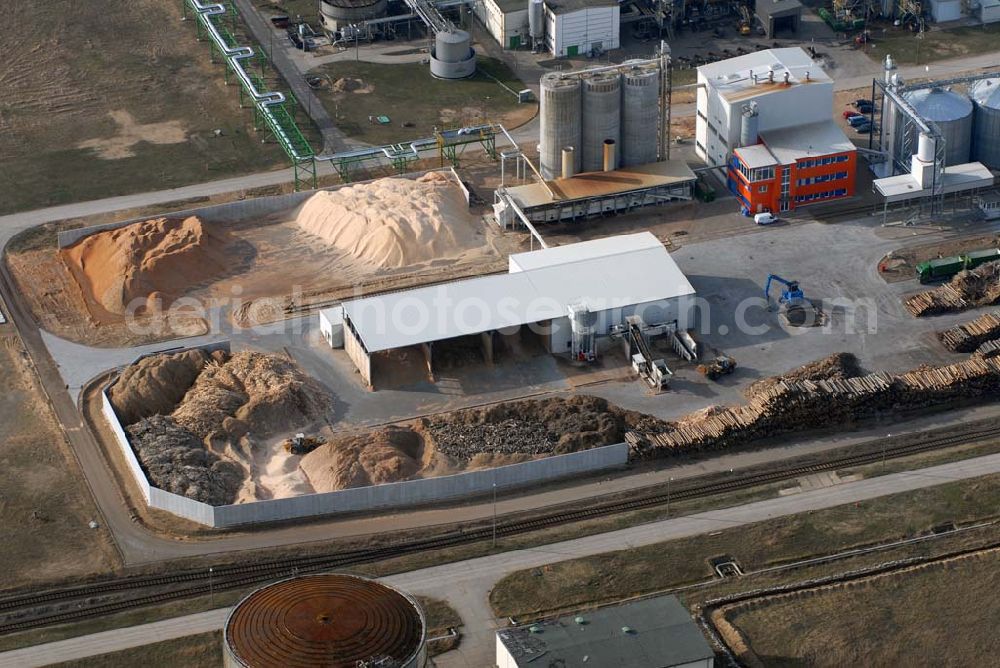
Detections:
[764, 274, 802, 303]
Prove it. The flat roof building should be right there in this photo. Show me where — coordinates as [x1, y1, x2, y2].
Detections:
[496, 594, 714, 668]
[322, 233, 697, 389]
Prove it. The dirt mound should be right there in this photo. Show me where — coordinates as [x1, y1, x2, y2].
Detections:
[108, 348, 214, 425]
[172, 351, 333, 441]
[745, 353, 865, 398]
[331, 77, 370, 93]
[293, 172, 479, 269]
[426, 395, 668, 459]
[62, 216, 228, 316]
[127, 415, 244, 505]
[300, 425, 426, 492]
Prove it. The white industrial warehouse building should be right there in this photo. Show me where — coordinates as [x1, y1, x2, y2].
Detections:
[695, 47, 834, 167]
[476, 0, 619, 55]
[320, 233, 696, 389]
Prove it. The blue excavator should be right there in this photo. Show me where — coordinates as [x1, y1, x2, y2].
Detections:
[764, 274, 805, 310]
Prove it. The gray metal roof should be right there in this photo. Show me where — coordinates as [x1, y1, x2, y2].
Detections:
[755, 0, 803, 19]
[971, 78, 1000, 109]
[904, 87, 973, 122]
[496, 595, 714, 668]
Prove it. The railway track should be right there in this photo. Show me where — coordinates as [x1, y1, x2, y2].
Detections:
[3, 420, 1000, 635]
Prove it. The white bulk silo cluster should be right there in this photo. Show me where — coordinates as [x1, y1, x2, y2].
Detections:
[970, 78, 1000, 169]
[539, 65, 662, 179]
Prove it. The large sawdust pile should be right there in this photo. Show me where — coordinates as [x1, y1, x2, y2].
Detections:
[126, 415, 244, 505]
[425, 395, 669, 460]
[171, 351, 333, 441]
[293, 172, 479, 268]
[300, 426, 426, 492]
[108, 348, 215, 425]
[111, 348, 335, 505]
[62, 216, 228, 316]
[744, 353, 865, 399]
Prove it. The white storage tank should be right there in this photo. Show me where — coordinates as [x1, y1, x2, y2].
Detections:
[739, 101, 760, 147]
[320, 0, 388, 32]
[971, 78, 1000, 169]
[902, 87, 974, 166]
[621, 63, 659, 166]
[528, 0, 544, 42]
[430, 29, 476, 79]
[539, 73, 582, 179]
[580, 70, 621, 173]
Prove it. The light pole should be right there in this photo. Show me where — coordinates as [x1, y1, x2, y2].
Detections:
[884, 434, 890, 470]
[209, 567, 214, 606]
[667, 477, 673, 515]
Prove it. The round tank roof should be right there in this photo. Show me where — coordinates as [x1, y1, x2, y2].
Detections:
[971, 78, 1000, 109]
[436, 29, 469, 44]
[903, 87, 973, 122]
[321, 0, 384, 8]
[224, 574, 425, 668]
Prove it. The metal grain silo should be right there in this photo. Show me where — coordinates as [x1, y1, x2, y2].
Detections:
[902, 87, 974, 166]
[528, 0, 544, 44]
[580, 71, 621, 173]
[539, 73, 582, 179]
[621, 63, 659, 167]
[224, 573, 427, 668]
[971, 78, 1000, 169]
[430, 29, 476, 79]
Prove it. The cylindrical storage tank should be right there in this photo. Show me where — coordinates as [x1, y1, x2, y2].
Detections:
[971, 78, 1000, 169]
[902, 87, 974, 166]
[529, 0, 544, 40]
[621, 63, 659, 167]
[917, 132, 935, 162]
[580, 71, 621, 173]
[562, 146, 576, 179]
[539, 73, 582, 179]
[739, 102, 760, 147]
[430, 30, 476, 79]
[320, 0, 388, 31]
[603, 139, 616, 172]
[224, 574, 427, 668]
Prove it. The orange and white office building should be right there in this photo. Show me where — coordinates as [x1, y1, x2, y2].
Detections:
[728, 122, 857, 214]
[695, 47, 858, 215]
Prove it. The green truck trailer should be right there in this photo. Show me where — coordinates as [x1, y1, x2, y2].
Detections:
[915, 248, 1000, 283]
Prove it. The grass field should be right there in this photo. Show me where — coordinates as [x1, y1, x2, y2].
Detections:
[0, 0, 292, 215]
[866, 22, 1000, 65]
[489, 471, 1000, 620]
[312, 58, 536, 145]
[0, 333, 119, 588]
[726, 550, 1000, 667]
[50, 632, 221, 668]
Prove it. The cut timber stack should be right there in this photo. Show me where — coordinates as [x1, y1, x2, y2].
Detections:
[627, 358, 1000, 458]
[905, 261, 1000, 317]
[939, 312, 1000, 352]
[973, 339, 1000, 359]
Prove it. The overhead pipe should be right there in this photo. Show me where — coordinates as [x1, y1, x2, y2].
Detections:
[187, 0, 309, 161]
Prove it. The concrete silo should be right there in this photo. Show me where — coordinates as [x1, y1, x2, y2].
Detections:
[580, 70, 621, 173]
[224, 574, 427, 668]
[902, 87, 974, 166]
[971, 78, 1000, 169]
[539, 72, 582, 179]
[621, 63, 660, 167]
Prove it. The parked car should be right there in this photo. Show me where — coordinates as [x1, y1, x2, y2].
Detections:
[754, 212, 778, 225]
[853, 98, 873, 108]
[855, 123, 877, 134]
[848, 114, 871, 127]
[856, 104, 876, 114]
[843, 110, 862, 119]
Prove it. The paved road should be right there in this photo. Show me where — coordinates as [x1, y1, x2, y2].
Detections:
[5, 450, 999, 668]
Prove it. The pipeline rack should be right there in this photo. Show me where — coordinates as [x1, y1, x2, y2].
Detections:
[183, 0, 317, 190]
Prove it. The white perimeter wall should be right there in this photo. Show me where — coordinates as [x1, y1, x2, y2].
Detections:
[101, 380, 629, 528]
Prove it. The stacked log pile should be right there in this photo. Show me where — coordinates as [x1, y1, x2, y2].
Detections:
[744, 352, 864, 398]
[939, 312, 1000, 352]
[905, 262, 1000, 317]
[973, 339, 1000, 359]
[626, 358, 1000, 457]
